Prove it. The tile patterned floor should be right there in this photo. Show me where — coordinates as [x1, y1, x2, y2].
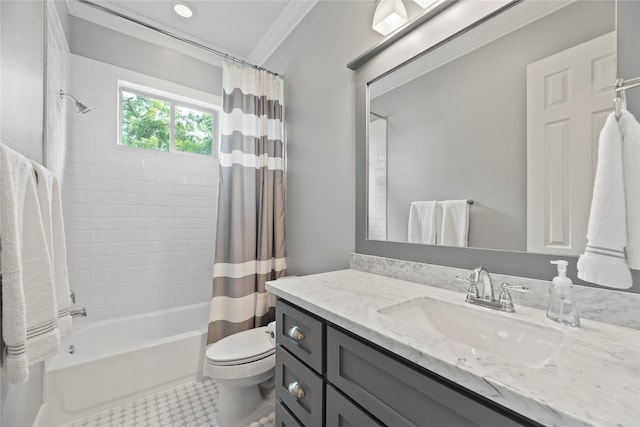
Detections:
[65, 378, 275, 427]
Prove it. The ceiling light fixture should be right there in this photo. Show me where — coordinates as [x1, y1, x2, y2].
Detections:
[372, 0, 408, 36]
[173, 1, 193, 18]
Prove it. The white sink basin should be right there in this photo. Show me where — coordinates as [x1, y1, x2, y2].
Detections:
[378, 297, 565, 368]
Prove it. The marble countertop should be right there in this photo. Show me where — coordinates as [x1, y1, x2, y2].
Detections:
[266, 269, 640, 427]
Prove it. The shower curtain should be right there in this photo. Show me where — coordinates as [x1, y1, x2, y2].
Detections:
[207, 62, 286, 345]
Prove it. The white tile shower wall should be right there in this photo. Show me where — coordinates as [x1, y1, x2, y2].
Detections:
[64, 54, 219, 321]
[368, 119, 387, 240]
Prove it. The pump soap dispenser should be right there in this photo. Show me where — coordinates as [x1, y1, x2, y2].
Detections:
[547, 260, 580, 327]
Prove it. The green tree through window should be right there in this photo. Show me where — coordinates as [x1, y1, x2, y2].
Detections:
[175, 106, 213, 155]
[120, 87, 215, 156]
[121, 91, 170, 151]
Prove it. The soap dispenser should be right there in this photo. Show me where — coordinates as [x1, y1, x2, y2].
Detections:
[547, 260, 580, 327]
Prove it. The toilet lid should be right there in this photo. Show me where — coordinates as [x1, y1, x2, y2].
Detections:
[206, 326, 275, 365]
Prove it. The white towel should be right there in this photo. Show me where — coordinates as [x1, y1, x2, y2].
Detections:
[437, 200, 469, 247]
[1, 145, 59, 383]
[408, 201, 437, 244]
[619, 110, 640, 270]
[31, 161, 72, 337]
[577, 113, 632, 288]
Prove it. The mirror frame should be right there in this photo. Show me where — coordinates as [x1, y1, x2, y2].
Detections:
[353, 0, 639, 290]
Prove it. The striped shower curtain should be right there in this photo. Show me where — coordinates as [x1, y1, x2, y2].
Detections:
[207, 62, 287, 345]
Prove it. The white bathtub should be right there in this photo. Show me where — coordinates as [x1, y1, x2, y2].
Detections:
[39, 302, 210, 426]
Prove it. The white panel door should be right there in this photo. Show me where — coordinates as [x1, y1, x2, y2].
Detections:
[527, 32, 616, 255]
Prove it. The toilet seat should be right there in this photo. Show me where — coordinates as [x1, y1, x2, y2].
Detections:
[202, 324, 277, 426]
[206, 326, 275, 366]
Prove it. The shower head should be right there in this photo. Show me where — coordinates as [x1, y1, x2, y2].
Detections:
[75, 101, 92, 115]
[59, 89, 92, 115]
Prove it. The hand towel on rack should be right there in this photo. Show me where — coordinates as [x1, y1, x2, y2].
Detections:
[577, 113, 632, 288]
[437, 200, 469, 247]
[31, 161, 72, 337]
[1, 145, 59, 383]
[408, 201, 437, 244]
[618, 110, 640, 270]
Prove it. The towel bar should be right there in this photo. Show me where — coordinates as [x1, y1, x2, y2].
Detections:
[409, 200, 474, 206]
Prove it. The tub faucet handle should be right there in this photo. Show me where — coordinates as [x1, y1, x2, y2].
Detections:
[70, 307, 87, 318]
[70, 290, 76, 304]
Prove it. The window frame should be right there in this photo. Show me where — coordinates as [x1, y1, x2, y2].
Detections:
[117, 81, 220, 158]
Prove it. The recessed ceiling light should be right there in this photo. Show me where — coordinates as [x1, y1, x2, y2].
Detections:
[173, 1, 193, 18]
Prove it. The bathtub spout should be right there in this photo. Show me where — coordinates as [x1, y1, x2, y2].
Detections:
[70, 308, 87, 318]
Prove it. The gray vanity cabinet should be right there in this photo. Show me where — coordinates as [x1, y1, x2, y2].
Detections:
[325, 384, 384, 426]
[326, 326, 528, 426]
[275, 300, 325, 427]
[275, 299, 539, 427]
[276, 399, 304, 427]
[276, 299, 324, 372]
[276, 345, 324, 426]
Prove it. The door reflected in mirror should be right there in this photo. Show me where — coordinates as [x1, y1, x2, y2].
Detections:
[367, 0, 616, 256]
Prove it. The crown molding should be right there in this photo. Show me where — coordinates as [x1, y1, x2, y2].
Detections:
[247, 0, 319, 66]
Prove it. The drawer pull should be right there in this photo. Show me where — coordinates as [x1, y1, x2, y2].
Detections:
[287, 381, 305, 399]
[287, 326, 305, 341]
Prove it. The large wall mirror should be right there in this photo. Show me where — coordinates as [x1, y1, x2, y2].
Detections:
[355, 0, 639, 289]
[369, 0, 614, 255]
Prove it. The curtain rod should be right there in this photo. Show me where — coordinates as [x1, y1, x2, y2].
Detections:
[75, 0, 279, 77]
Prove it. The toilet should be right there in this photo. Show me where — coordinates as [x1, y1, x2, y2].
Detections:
[203, 321, 276, 427]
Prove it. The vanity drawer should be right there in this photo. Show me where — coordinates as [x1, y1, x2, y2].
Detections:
[275, 399, 304, 427]
[326, 384, 384, 426]
[275, 345, 324, 427]
[327, 326, 530, 427]
[276, 299, 324, 373]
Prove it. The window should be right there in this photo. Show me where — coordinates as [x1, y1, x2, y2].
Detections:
[119, 84, 218, 156]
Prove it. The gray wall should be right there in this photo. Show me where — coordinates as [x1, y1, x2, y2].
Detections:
[1, 0, 46, 164]
[53, 0, 71, 47]
[263, 1, 382, 275]
[373, 1, 614, 249]
[70, 16, 222, 95]
[0, 1, 46, 425]
[618, 0, 639, 116]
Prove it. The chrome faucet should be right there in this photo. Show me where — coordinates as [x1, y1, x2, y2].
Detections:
[70, 308, 87, 318]
[471, 266, 494, 301]
[456, 267, 529, 313]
